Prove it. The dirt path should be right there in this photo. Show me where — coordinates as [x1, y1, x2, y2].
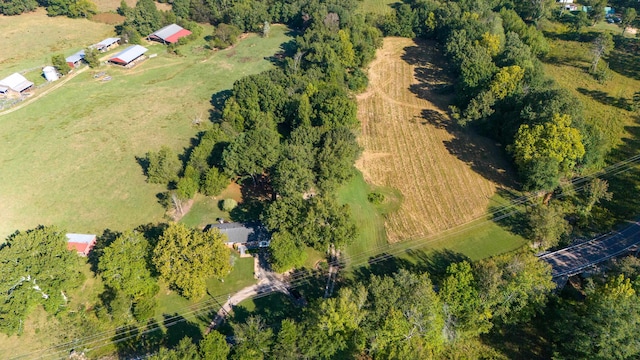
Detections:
[0, 52, 113, 117]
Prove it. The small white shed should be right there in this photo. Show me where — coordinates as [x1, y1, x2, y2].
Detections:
[43, 66, 59, 82]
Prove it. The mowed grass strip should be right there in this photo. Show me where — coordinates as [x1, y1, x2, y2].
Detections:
[0, 9, 115, 75]
[0, 26, 292, 238]
[356, 37, 514, 243]
[358, 0, 398, 15]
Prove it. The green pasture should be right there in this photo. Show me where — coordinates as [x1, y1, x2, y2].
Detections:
[0, 25, 293, 238]
[358, 0, 398, 15]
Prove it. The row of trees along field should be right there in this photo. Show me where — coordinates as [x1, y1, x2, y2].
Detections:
[144, 0, 382, 272]
[0, 0, 96, 17]
[374, 0, 640, 250]
[149, 252, 640, 359]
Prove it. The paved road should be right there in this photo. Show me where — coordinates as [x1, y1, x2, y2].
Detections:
[539, 221, 640, 278]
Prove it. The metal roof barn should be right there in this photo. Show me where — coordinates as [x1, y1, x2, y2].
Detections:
[109, 45, 148, 66]
[0, 73, 34, 92]
[148, 24, 192, 44]
[66, 50, 86, 67]
[66, 233, 97, 256]
[94, 37, 120, 51]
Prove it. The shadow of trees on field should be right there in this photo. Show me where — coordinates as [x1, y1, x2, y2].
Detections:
[113, 319, 165, 358]
[576, 87, 632, 110]
[610, 38, 640, 81]
[349, 249, 470, 285]
[488, 188, 530, 238]
[605, 115, 640, 222]
[209, 89, 233, 123]
[163, 313, 202, 348]
[400, 39, 516, 190]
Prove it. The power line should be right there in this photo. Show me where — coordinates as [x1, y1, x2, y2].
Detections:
[13, 153, 640, 360]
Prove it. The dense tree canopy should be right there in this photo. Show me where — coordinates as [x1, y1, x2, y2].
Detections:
[152, 223, 231, 299]
[0, 226, 84, 335]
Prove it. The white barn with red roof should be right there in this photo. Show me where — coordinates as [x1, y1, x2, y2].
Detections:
[66, 233, 97, 256]
[108, 45, 148, 67]
[148, 24, 192, 44]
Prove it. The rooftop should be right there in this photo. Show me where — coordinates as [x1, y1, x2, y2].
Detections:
[205, 222, 270, 245]
[149, 24, 192, 43]
[65, 50, 85, 63]
[110, 45, 148, 64]
[0, 73, 34, 92]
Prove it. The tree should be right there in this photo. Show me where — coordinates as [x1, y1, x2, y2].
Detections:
[152, 223, 231, 299]
[582, 178, 612, 216]
[439, 261, 492, 342]
[122, 0, 162, 37]
[0, 0, 37, 15]
[588, 0, 608, 24]
[268, 231, 307, 272]
[98, 231, 158, 322]
[0, 226, 84, 335]
[199, 330, 230, 359]
[515, 0, 555, 23]
[509, 114, 585, 190]
[222, 126, 280, 182]
[262, 21, 270, 38]
[201, 167, 229, 196]
[210, 23, 242, 49]
[553, 275, 640, 359]
[271, 319, 301, 360]
[527, 203, 570, 249]
[145, 146, 182, 184]
[51, 54, 71, 74]
[572, 11, 591, 32]
[84, 47, 100, 68]
[231, 316, 273, 359]
[315, 127, 361, 193]
[621, 8, 637, 34]
[489, 65, 524, 100]
[591, 32, 614, 73]
[46, 0, 97, 18]
[98, 231, 158, 301]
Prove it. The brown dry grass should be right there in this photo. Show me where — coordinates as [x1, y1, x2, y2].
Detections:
[356, 37, 514, 242]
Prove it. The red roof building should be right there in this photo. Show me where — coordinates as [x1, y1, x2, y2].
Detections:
[66, 233, 97, 256]
[148, 24, 192, 44]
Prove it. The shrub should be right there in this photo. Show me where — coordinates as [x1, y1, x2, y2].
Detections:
[220, 198, 238, 211]
[367, 191, 385, 205]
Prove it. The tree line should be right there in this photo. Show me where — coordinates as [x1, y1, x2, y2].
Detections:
[0, 0, 96, 18]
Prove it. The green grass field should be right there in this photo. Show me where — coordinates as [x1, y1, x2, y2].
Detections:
[0, 25, 293, 238]
[0, 9, 115, 77]
[358, 0, 397, 15]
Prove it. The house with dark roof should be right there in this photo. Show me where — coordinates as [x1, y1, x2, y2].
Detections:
[66, 50, 86, 68]
[204, 222, 271, 248]
[66, 233, 97, 256]
[108, 45, 148, 67]
[148, 24, 192, 44]
[0, 73, 34, 95]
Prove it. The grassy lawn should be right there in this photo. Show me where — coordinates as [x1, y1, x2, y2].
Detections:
[358, 0, 398, 15]
[338, 171, 390, 260]
[0, 9, 115, 76]
[0, 25, 293, 238]
[180, 183, 243, 229]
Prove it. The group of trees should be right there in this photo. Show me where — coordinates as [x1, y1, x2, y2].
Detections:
[156, 250, 554, 359]
[0, 0, 96, 17]
[144, 0, 381, 271]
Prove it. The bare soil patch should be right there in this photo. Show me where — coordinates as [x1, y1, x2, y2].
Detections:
[357, 37, 514, 242]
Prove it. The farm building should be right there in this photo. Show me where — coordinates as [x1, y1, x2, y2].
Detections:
[66, 50, 86, 68]
[93, 37, 120, 52]
[204, 222, 271, 248]
[0, 73, 34, 95]
[108, 45, 148, 67]
[66, 233, 97, 256]
[148, 24, 192, 44]
[42, 66, 59, 82]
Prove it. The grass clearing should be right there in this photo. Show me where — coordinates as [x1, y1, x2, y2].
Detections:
[358, 0, 398, 15]
[0, 9, 115, 76]
[0, 25, 293, 238]
[356, 37, 516, 243]
[180, 183, 243, 229]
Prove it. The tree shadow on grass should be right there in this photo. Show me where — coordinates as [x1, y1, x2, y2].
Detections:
[163, 313, 202, 348]
[604, 115, 640, 222]
[610, 38, 640, 81]
[114, 319, 165, 357]
[488, 188, 530, 238]
[229, 176, 271, 222]
[209, 89, 233, 123]
[576, 87, 632, 110]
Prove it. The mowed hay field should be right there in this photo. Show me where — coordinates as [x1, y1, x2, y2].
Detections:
[356, 37, 515, 243]
[0, 9, 115, 75]
[0, 25, 292, 238]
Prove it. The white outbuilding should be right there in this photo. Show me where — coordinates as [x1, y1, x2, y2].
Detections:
[43, 66, 59, 82]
